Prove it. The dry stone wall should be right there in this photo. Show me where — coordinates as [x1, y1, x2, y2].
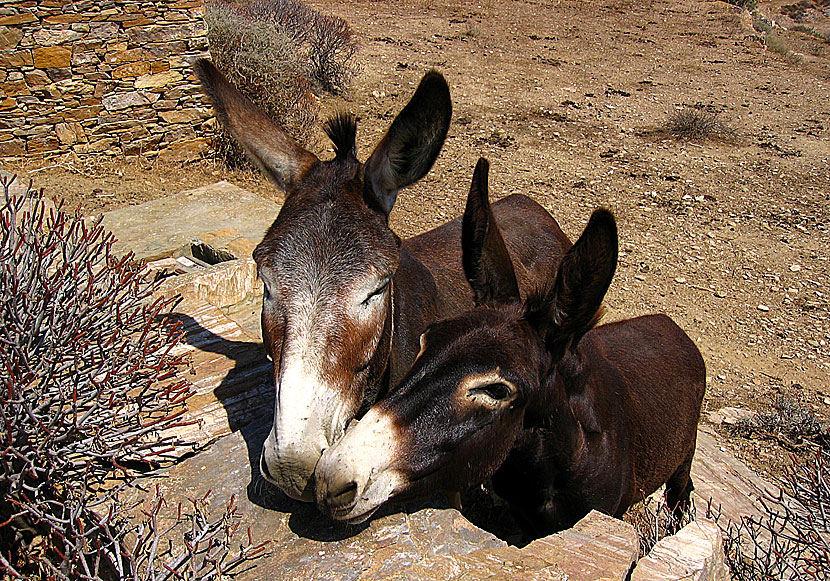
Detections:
[0, 0, 213, 160]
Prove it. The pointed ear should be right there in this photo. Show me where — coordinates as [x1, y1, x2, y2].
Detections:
[363, 70, 452, 216]
[193, 58, 318, 193]
[526, 209, 617, 360]
[462, 158, 520, 306]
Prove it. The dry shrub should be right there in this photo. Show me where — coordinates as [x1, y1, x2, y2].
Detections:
[707, 448, 830, 580]
[729, 395, 829, 451]
[0, 176, 266, 579]
[204, 0, 359, 163]
[627, 494, 695, 557]
[663, 105, 734, 142]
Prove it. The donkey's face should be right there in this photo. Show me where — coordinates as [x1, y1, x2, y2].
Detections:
[314, 160, 617, 520]
[194, 60, 451, 501]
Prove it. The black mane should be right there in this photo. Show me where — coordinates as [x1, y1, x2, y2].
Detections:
[323, 113, 358, 160]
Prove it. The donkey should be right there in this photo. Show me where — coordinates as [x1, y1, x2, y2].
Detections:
[314, 158, 706, 537]
[193, 60, 572, 502]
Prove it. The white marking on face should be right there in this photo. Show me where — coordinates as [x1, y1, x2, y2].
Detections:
[315, 406, 406, 522]
[261, 357, 353, 501]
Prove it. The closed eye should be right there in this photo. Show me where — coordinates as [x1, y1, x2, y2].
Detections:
[362, 276, 391, 306]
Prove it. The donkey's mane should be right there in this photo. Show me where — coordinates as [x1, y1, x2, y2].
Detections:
[323, 112, 358, 160]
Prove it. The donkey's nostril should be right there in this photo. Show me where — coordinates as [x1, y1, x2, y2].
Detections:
[328, 480, 358, 509]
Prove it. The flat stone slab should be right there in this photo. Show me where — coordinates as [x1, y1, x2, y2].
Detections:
[98, 180, 281, 260]
[631, 518, 729, 581]
[128, 419, 505, 580]
[691, 425, 776, 524]
[399, 511, 638, 580]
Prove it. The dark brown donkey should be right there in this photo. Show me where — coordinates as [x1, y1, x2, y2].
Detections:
[314, 159, 706, 536]
[193, 60, 572, 502]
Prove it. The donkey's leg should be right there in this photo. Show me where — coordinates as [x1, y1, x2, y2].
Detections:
[665, 454, 695, 529]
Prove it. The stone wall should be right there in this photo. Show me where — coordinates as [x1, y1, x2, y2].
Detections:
[0, 0, 213, 160]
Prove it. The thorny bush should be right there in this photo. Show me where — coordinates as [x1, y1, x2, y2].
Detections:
[0, 176, 267, 579]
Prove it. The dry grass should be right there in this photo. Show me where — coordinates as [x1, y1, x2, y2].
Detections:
[662, 106, 735, 142]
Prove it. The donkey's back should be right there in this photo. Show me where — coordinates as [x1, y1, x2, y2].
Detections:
[405, 194, 571, 316]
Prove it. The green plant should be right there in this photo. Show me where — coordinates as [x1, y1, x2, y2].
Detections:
[764, 31, 802, 62]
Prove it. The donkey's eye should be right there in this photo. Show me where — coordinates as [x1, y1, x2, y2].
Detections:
[362, 276, 391, 306]
[469, 383, 512, 401]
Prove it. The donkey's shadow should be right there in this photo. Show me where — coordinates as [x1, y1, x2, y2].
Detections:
[172, 313, 369, 542]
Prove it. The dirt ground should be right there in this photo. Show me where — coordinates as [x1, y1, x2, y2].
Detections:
[4, 0, 829, 481]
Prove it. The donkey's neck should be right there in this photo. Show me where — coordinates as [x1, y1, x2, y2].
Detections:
[387, 247, 440, 386]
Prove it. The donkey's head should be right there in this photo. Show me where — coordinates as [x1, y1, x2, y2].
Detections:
[314, 159, 617, 522]
[194, 60, 451, 501]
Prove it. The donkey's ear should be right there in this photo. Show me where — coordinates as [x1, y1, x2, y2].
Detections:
[462, 158, 520, 306]
[363, 70, 452, 216]
[527, 209, 617, 360]
[193, 59, 318, 193]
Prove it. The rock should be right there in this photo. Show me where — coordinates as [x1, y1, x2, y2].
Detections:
[707, 406, 757, 426]
[112, 61, 150, 79]
[757, 304, 770, 312]
[134, 70, 183, 89]
[524, 511, 639, 580]
[33, 46, 72, 68]
[159, 108, 200, 124]
[0, 25, 23, 49]
[55, 122, 87, 145]
[101, 91, 149, 111]
[32, 28, 83, 46]
[631, 518, 729, 580]
[0, 49, 33, 68]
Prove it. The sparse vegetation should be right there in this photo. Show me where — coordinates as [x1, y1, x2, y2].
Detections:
[764, 31, 802, 62]
[204, 0, 360, 162]
[729, 396, 829, 451]
[707, 448, 830, 580]
[662, 105, 735, 141]
[0, 176, 266, 578]
[724, 0, 757, 10]
[627, 494, 695, 557]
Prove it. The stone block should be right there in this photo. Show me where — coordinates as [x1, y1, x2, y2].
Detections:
[134, 70, 183, 89]
[150, 60, 169, 74]
[89, 21, 119, 40]
[27, 136, 61, 154]
[631, 518, 729, 581]
[112, 61, 150, 79]
[45, 68, 72, 82]
[105, 47, 148, 64]
[44, 14, 82, 24]
[0, 26, 23, 50]
[127, 23, 204, 45]
[158, 136, 208, 161]
[525, 511, 639, 581]
[0, 97, 17, 111]
[122, 18, 154, 29]
[2, 78, 29, 97]
[71, 50, 100, 65]
[101, 90, 149, 111]
[0, 12, 36, 26]
[55, 121, 87, 145]
[122, 132, 162, 155]
[159, 108, 200, 124]
[0, 137, 25, 157]
[0, 49, 33, 68]
[32, 28, 83, 46]
[33, 46, 72, 68]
